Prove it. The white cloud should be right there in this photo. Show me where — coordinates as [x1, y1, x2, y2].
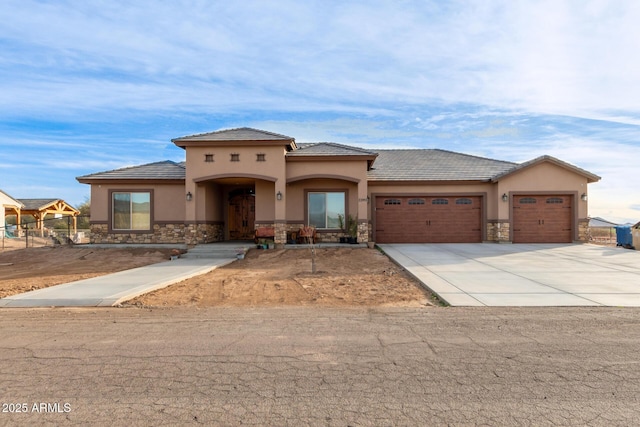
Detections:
[2, 0, 639, 119]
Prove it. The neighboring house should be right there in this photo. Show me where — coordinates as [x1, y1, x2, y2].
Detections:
[633, 222, 640, 250]
[76, 127, 600, 245]
[1, 189, 23, 238]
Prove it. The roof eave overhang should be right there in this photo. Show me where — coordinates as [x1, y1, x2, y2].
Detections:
[287, 154, 378, 162]
[76, 178, 186, 185]
[366, 179, 491, 185]
[172, 139, 296, 151]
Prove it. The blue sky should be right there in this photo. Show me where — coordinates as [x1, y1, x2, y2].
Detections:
[1, 0, 639, 223]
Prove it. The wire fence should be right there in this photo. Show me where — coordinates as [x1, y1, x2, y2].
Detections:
[1, 215, 91, 251]
[588, 227, 617, 246]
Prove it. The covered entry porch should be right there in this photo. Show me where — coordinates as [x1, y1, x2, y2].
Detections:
[190, 174, 282, 244]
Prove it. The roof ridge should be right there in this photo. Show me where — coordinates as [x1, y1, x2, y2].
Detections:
[293, 141, 377, 155]
[318, 141, 376, 154]
[377, 148, 517, 165]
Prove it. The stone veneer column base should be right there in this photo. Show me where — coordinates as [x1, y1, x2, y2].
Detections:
[486, 222, 511, 243]
[89, 223, 223, 245]
[274, 222, 287, 245]
[577, 218, 589, 242]
[357, 221, 369, 243]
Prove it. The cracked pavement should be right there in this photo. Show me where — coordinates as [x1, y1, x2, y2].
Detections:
[1, 307, 639, 426]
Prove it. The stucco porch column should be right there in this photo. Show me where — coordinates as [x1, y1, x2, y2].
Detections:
[274, 183, 286, 245]
[185, 182, 197, 224]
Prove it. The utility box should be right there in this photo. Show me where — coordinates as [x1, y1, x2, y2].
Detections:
[615, 225, 633, 248]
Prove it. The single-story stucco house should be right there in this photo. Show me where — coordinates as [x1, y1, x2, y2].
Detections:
[76, 127, 600, 246]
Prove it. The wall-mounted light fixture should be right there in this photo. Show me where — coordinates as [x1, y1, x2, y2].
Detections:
[502, 193, 508, 202]
[186, 191, 193, 202]
[581, 193, 588, 202]
[276, 191, 283, 201]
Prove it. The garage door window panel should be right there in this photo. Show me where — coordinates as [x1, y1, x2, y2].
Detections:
[308, 192, 345, 229]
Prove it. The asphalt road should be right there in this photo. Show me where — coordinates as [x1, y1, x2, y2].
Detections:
[1, 307, 639, 426]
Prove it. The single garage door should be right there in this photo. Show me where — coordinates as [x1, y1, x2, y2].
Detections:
[512, 195, 573, 243]
[375, 196, 482, 243]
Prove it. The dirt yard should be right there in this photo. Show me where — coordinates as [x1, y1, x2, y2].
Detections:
[130, 248, 432, 307]
[0, 246, 174, 298]
[0, 244, 433, 307]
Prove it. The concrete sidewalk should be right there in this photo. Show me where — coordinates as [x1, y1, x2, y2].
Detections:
[379, 243, 640, 307]
[0, 257, 234, 308]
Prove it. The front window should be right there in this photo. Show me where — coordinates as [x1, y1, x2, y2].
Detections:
[113, 192, 151, 230]
[308, 192, 345, 229]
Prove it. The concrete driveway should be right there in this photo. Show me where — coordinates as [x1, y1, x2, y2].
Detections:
[379, 243, 640, 307]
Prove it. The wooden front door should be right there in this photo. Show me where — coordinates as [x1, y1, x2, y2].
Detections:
[228, 194, 255, 240]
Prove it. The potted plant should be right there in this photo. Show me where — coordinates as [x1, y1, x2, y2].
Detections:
[235, 248, 246, 260]
[347, 214, 358, 244]
[338, 214, 347, 243]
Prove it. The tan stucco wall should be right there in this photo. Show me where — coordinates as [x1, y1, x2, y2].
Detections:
[186, 145, 287, 222]
[496, 162, 590, 219]
[286, 160, 366, 183]
[89, 183, 186, 222]
[287, 159, 369, 222]
[255, 180, 276, 223]
[368, 181, 496, 217]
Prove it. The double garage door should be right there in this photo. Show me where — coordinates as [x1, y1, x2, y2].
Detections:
[375, 194, 574, 243]
[375, 196, 482, 243]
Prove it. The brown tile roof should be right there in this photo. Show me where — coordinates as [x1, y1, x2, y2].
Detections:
[368, 149, 517, 181]
[76, 161, 186, 181]
[76, 139, 599, 185]
[172, 127, 294, 143]
[288, 142, 377, 157]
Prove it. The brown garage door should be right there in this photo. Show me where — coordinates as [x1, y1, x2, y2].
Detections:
[375, 196, 482, 243]
[512, 195, 573, 243]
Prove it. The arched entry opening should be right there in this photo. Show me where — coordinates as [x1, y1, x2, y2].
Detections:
[193, 173, 278, 242]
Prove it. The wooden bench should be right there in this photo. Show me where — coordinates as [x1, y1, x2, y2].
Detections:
[254, 227, 275, 243]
